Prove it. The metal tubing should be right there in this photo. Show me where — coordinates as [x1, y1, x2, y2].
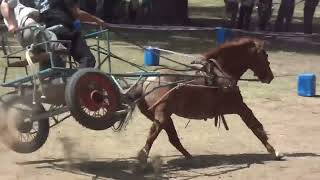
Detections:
[1, 68, 76, 87]
[29, 106, 69, 122]
[97, 31, 101, 69]
[107, 30, 112, 73]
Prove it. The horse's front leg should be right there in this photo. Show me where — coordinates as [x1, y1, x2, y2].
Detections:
[238, 102, 282, 160]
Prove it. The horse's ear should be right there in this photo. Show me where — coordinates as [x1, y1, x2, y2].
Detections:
[248, 41, 258, 54]
[253, 39, 265, 50]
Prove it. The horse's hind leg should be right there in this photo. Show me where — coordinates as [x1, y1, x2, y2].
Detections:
[238, 103, 282, 160]
[137, 120, 162, 165]
[164, 118, 192, 159]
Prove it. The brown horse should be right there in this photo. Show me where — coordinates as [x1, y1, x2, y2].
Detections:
[129, 37, 281, 165]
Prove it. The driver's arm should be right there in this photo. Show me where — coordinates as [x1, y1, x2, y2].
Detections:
[68, 0, 109, 28]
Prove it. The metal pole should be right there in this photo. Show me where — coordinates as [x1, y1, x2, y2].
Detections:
[97, 27, 101, 69]
[107, 29, 112, 73]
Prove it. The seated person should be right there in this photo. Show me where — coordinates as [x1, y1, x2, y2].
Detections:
[0, 0, 67, 70]
[34, 0, 110, 68]
[0, 0, 17, 32]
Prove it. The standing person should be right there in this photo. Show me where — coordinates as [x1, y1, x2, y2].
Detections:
[34, 0, 110, 69]
[304, 0, 319, 34]
[257, 0, 273, 31]
[79, 0, 96, 15]
[238, 0, 255, 30]
[95, 0, 103, 18]
[224, 0, 239, 28]
[274, 0, 295, 32]
[96, 0, 116, 22]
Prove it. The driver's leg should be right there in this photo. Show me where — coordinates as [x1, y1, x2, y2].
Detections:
[70, 32, 96, 68]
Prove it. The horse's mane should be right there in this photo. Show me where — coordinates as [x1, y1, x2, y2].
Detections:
[201, 38, 261, 60]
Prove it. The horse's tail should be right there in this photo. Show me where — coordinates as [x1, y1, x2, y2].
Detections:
[127, 82, 144, 102]
[112, 82, 144, 132]
[124, 82, 144, 118]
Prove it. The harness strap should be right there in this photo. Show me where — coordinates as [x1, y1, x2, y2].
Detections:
[215, 114, 229, 131]
[25, 47, 46, 104]
[208, 58, 234, 80]
[147, 83, 181, 111]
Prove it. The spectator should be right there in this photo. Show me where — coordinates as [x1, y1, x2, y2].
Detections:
[79, 0, 96, 15]
[128, 0, 139, 23]
[96, 0, 117, 22]
[304, 0, 319, 34]
[238, 0, 255, 30]
[257, 0, 273, 31]
[224, 0, 239, 28]
[275, 0, 295, 32]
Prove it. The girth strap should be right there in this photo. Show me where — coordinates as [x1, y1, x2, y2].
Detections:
[215, 114, 229, 131]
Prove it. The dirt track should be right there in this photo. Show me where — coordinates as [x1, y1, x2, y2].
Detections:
[0, 51, 320, 180]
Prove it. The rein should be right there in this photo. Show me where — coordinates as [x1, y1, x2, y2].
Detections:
[93, 27, 292, 83]
[108, 30, 272, 83]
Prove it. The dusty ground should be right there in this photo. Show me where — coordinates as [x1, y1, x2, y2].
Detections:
[0, 50, 320, 180]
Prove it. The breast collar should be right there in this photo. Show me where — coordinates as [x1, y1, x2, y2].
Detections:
[204, 59, 238, 91]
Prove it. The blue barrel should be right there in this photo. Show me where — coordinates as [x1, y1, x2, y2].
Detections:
[144, 47, 160, 66]
[216, 27, 233, 45]
[297, 73, 316, 97]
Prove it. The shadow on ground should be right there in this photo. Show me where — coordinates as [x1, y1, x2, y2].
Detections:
[18, 152, 320, 180]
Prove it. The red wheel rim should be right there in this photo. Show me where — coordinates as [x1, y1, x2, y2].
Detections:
[75, 73, 118, 117]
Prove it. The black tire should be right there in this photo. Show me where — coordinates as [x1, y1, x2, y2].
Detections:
[65, 68, 121, 130]
[0, 92, 49, 153]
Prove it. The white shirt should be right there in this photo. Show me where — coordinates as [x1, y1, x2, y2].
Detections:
[3, 0, 38, 28]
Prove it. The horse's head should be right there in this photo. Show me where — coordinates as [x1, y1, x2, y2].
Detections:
[247, 40, 274, 84]
[196, 38, 274, 84]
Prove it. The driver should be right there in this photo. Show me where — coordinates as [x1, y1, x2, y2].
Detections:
[33, 0, 110, 69]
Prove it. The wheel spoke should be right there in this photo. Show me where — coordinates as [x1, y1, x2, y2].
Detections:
[25, 133, 33, 142]
[20, 134, 24, 143]
[99, 108, 104, 116]
[20, 133, 27, 142]
[92, 111, 98, 117]
[103, 107, 108, 114]
[31, 126, 38, 134]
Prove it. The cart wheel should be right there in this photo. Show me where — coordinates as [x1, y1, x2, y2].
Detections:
[65, 68, 121, 130]
[0, 93, 49, 153]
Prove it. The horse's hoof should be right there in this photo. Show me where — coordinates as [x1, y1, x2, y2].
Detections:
[185, 154, 193, 160]
[274, 151, 284, 161]
[137, 149, 148, 167]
